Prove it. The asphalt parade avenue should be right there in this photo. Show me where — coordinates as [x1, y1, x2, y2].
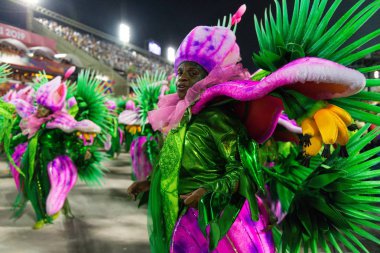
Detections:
[0, 153, 150, 253]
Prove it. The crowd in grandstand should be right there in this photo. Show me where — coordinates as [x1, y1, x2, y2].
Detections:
[36, 18, 173, 76]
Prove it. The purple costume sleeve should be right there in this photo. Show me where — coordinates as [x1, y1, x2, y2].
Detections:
[9, 143, 28, 190]
[170, 199, 275, 253]
[130, 136, 153, 181]
[46, 155, 78, 216]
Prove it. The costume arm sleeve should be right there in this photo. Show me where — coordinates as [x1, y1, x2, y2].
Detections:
[202, 113, 243, 195]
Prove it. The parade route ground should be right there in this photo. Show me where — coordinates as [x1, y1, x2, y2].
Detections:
[0, 153, 150, 253]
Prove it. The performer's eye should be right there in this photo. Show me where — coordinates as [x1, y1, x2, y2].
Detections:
[189, 71, 199, 77]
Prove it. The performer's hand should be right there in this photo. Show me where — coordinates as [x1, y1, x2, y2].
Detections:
[127, 180, 151, 200]
[180, 188, 207, 209]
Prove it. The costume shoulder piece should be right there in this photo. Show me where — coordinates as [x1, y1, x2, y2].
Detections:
[174, 2, 380, 252]
[192, 0, 380, 150]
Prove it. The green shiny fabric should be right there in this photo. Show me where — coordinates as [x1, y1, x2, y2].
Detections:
[17, 126, 92, 222]
[0, 101, 23, 175]
[179, 107, 244, 195]
[20, 127, 66, 222]
[149, 106, 259, 252]
[148, 110, 189, 253]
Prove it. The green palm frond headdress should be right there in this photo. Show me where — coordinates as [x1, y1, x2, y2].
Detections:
[75, 70, 114, 143]
[253, 0, 380, 72]
[253, 0, 380, 125]
[132, 71, 167, 130]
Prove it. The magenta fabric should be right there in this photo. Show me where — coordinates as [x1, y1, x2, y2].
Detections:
[15, 86, 34, 103]
[118, 127, 124, 145]
[170, 199, 275, 253]
[36, 76, 67, 112]
[192, 58, 364, 114]
[46, 155, 78, 215]
[45, 111, 78, 133]
[174, 26, 241, 73]
[126, 100, 136, 110]
[2, 89, 16, 102]
[67, 97, 77, 109]
[130, 136, 153, 181]
[119, 109, 141, 125]
[21, 110, 100, 139]
[13, 98, 35, 118]
[9, 142, 28, 190]
[277, 113, 302, 134]
[231, 5, 247, 25]
[149, 58, 364, 142]
[105, 100, 117, 111]
[148, 64, 250, 133]
[3, 86, 35, 118]
[20, 111, 73, 138]
[63, 66, 76, 81]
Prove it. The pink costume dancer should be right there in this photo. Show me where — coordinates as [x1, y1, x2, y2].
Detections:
[2, 69, 112, 229]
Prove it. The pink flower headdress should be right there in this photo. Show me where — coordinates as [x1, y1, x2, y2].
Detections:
[149, 6, 249, 133]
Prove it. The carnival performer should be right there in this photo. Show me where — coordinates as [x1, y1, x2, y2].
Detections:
[128, 1, 380, 252]
[104, 99, 124, 159]
[119, 72, 169, 181]
[0, 68, 113, 229]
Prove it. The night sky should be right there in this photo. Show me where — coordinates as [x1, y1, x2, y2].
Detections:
[1, 0, 380, 71]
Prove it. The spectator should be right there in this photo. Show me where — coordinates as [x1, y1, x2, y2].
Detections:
[36, 18, 173, 77]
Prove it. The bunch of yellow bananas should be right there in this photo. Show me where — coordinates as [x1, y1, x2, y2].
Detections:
[301, 104, 354, 157]
[125, 125, 142, 135]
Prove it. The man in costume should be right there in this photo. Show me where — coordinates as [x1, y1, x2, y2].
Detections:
[1, 68, 112, 229]
[119, 72, 170, 181]
[129, 13, 275, 253]
[104, 99, 124, 159]
[132, 1, 380, 252]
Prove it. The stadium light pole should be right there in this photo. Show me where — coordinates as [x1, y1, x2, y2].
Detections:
[22, 0, 39, 4]
[167, 47, 175, 63]
[21, 0, 40, 31]
[119, 23, 130, 44]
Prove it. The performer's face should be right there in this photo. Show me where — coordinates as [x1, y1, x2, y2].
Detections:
[176, 61, 208, 99]
[36, 105, 51, 118]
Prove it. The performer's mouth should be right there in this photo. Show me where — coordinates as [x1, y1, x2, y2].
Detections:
[177, 85, 187, 91]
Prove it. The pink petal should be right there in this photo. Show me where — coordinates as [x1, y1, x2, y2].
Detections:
[231, 4, 247, 25]
[64, 66, 76, 80]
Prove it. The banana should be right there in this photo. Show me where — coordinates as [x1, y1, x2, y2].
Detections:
[303, 136, 323, 156]
[329, 111, 349, 145]
[301, 118, 320, 137]
[313, 109, 338, 145]
[326, 104, 352, 126]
